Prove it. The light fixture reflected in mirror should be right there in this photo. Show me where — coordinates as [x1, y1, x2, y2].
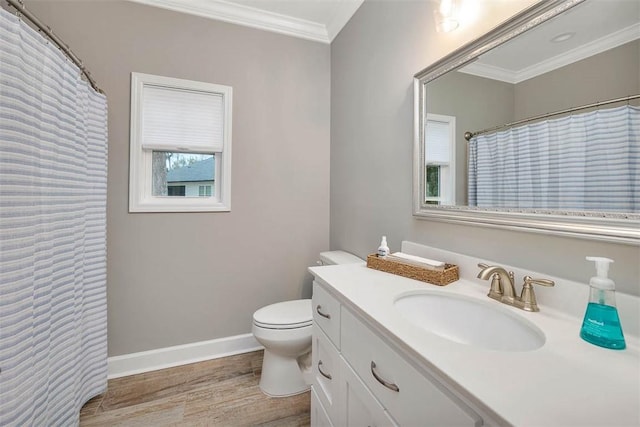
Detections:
[551, 32, 575, 43]
[434, 0, 460, 32]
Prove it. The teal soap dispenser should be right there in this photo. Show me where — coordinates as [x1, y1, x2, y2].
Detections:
[580, 256, 626, 350]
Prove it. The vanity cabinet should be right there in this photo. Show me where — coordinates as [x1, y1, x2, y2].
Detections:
[312, 282, 341, 347]
[341, 357, 397, 426]
[311, 282, 342, 426]
[311, 280, 482, 427]
[311, 325, 341, 423]
[341, 309, 481, 426]
[311, 388, 332, 427]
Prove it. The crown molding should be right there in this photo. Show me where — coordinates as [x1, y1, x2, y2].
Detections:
[127, 0, 362, 43]
[457, 61, 517, 84]
[460, 22, 639, 84]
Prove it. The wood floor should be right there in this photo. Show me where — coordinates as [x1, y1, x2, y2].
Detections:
[80, 351, 310, 426]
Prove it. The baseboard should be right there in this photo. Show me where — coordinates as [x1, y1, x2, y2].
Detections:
[107, 333, 263, 379]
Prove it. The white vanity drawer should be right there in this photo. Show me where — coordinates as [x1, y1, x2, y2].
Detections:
[312, 281, 341, 348]
[341, 308, 482, 427]
[312, 325, 341, 424]
[340, 356, 398, 427]
[311, 388, 334, 427]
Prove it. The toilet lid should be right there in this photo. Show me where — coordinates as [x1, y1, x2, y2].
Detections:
[253, 299, 312, 329]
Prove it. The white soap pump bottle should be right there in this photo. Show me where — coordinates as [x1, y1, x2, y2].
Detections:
[579, 256, 626, 350]
[377, 236, 389, 257]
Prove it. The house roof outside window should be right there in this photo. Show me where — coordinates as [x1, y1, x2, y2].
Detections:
[167, 157, 215, 183]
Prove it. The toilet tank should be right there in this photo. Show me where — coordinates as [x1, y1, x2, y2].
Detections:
[318, 250, 364, 266]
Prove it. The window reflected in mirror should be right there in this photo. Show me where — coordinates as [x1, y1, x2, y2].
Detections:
[425, 114, 456, 206]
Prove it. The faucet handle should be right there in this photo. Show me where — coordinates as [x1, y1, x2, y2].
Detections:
[519, 276, 555, 312]
[524, 276, 555, 288]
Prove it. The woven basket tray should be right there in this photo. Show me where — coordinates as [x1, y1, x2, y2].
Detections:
[366, 254, 459, 286]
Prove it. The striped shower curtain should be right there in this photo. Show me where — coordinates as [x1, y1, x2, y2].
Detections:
[0, 7, 108, 426]
[468, 105, 640, 212]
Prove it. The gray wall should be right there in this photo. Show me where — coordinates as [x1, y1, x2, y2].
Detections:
[514, 40, 640, 119]
[23, 1, 330, 356]
[331, 0, 640, 295]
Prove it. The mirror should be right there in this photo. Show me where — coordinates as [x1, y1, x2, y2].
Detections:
[414, 0, 639, 244]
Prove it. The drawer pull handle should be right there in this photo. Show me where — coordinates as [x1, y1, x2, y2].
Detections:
[316, 305, 331, 319]
[318, 360, 332, 380]
[370, 361, 399, 392]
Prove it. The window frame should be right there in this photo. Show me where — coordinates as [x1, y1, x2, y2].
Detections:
[129, 73, 232, 213]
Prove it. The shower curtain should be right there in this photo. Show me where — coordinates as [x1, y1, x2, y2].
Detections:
[468, 105, 640, 212]
[0, 7, 107, 426]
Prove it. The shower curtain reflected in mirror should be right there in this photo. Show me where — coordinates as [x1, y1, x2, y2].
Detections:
[0, 7, 108, 425]
[468, 105, 640, 212]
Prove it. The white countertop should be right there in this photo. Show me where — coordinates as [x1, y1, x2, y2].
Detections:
[309, 263, 640, 427]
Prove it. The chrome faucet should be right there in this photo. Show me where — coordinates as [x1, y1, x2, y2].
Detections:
[477, 263, 554, 312]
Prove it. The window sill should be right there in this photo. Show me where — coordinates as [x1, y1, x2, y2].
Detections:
[129, 197, 230, 213]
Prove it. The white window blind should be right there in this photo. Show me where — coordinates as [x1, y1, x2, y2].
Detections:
[141, 85, 225, 152]
[425, 119, 450, 164]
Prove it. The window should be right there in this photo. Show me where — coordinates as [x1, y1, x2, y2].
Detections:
[129, 73, 232, 212]
[168, 185, 186, 196]
[198, 185, 212, 197]
[424, 114, 455, 205]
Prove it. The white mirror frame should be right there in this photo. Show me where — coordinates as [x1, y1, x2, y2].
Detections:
[413, 0, 639, 245]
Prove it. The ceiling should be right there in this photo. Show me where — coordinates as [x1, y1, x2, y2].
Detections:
[128, 0, 364, 43]
[461, 0, 640, 83]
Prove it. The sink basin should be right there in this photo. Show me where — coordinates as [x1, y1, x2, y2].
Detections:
[394, 291, 545, 352]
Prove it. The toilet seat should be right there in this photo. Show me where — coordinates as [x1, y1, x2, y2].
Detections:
[253, 299, 312, 329]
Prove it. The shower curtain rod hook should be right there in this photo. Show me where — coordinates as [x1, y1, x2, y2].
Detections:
[7, 1, 21, 19]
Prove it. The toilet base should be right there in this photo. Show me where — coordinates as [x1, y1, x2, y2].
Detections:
[258, 349, 311, 397]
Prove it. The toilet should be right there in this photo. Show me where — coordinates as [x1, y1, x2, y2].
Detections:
[252, 250, 364, 397]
